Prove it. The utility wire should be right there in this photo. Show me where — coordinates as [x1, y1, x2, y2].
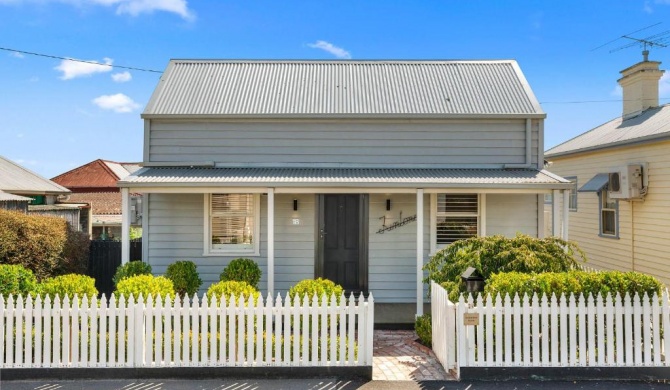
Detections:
[0, 46, 163, 73]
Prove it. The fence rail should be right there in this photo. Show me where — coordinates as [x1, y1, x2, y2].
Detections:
[431, 282, 670, 371]
[0, 293, 374, 368]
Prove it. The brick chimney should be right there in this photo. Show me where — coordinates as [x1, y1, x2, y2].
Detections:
[618, 51, 665, 120]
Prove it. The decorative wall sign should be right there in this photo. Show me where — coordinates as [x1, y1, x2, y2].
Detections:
[376, 212, 417, 234]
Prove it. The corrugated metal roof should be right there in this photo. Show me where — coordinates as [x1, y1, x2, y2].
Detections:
[119, 167, 569, 188]
[0, 190, 32, 201]
[143, 60, 543, 117]
[546, 104, 670, 157]
[0, 156, 70, 195]
[103, 161, 133, 180]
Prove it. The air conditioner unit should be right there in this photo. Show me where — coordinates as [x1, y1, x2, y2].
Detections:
[608, 164, 645, 199]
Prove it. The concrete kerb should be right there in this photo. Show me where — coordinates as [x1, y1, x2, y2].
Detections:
[0, 366, 372, 381]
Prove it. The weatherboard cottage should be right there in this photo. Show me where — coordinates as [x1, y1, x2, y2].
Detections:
[118, 59, 572, 321]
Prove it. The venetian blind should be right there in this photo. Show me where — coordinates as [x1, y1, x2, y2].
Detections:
[436, 194, 478, 244]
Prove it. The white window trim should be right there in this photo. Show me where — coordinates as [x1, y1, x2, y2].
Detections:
[564, 176, 578, 211]
[598, 190, 618, 239]
[430, 193, 484, 254]
[203, 193, 261, 256]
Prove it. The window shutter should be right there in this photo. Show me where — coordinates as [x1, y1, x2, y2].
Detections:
[436, 194, 478, 245]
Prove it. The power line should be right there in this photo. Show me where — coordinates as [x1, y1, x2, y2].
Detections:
[0, 46, 163, 73]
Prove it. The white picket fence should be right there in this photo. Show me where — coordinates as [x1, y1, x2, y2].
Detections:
[0, 293, 374, 368]
[431, 282, 670, 375]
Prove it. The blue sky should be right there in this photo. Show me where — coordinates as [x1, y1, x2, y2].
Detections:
[1, 0, 669, 178]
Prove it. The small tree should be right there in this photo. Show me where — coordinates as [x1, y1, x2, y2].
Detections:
[219, 258, 262, 289]
[165, 260, 202, 296]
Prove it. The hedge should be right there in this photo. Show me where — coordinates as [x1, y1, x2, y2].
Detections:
[38, 274, 98, 300]
[0, 209, 89, 279]
[166, 260, 202, 296]
[485, 270, 663, 299]
[219, 258, 262, 289]
[0, 264, 38, 297]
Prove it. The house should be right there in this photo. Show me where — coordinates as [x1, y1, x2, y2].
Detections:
[118, 60, 572, 321]
[52, 159, 142, 239]
[545, 52, 670, 285]
[0, 155, 88, 228]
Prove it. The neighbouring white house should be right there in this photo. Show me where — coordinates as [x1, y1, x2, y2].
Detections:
[118, 60, 572, 322]
[545, 52, 670, 285]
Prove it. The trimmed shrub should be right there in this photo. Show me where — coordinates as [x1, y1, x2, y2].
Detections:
[219, 258, 262, 289]
[415, 314, 432, 348]
[288, 278, 344, 304]
[57, 226, 90, 275]
[112, 261, 152, 288]
[38, 274, 98, 300]
[424, 234, 587, 300]
[0, 209, 67, 279]
[485, 270, 663, 299]
[206, 280, 260, 304]
[114, 274, 174, 300]
[165, 260, 202, 296]
[0, 264, 38, 297]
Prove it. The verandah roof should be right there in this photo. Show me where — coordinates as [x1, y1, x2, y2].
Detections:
[118, 167, 571, 190]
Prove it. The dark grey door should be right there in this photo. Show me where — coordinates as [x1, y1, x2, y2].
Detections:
[317, 194, 368, 293]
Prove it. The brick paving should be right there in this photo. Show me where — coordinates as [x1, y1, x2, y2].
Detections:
[372, 330, 454, 381]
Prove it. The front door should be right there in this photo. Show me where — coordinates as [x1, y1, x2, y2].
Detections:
[317, 194, 368, 293]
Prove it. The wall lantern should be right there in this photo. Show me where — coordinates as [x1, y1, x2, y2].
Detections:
[293, 199, 299, 211]
[461, 267, 485, 293]
[386, 199, 392, 211]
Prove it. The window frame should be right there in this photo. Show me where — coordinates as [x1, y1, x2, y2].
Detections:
[203, 193, 261, 256]
[430, 193, 481, 254]
[598, 189, 619, 239]
[564, 176, 578, 211]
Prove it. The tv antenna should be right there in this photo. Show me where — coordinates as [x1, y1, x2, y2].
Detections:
[592, 22, 670, 60]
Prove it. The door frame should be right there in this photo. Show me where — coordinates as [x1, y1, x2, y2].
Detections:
[314, 194, 369, 293]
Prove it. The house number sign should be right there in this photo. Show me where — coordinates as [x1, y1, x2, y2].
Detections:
[463, 313, 480, 326]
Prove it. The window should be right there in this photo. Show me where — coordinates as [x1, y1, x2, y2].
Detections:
[435, 194, 479, 246]
[599, 189, 618, 238]
[207, 194, 260, 254]
[565, 176, 578, 211]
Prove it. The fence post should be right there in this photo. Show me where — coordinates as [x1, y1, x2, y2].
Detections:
[366, 293, 375, 366]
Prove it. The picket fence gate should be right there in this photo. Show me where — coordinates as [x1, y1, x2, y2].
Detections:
[431, 282, 670, 378]
[0, 293, 374, 369]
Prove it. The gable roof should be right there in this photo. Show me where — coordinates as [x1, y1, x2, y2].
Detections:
[143, 60, 544, 118]
[0, 156, 70, 195]
[545, 104, 670, 158]
[64, 192, 122, 215]
[52, 159, 139, 189]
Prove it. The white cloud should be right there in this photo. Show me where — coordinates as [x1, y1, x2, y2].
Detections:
[16, 133, 24, 138]
[10, 51, 24, 59]
[92, 93, 140, 113]
[307, 40, 351, 59]
[610, 84, 622, 97]
[14, 158, 38, 166]
[28, 76, 39, 82]
[55, 57, 113, 80]
[0, 0, 194, 20]
[111, 71, 132, 83]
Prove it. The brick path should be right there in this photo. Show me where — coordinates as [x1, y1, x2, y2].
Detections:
[372, 330, 454, 381]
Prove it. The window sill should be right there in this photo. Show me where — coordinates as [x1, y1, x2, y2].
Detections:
[598, 233, 619, 240]
[202, 249, 260, 257]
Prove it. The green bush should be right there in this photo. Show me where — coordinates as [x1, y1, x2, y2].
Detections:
[114, 274, 174, 300]
[0, 264, 38, 297]
[38, 274, 98, 300]
[485, 271, 663, 299]
[219, 258, 262, 289]
[288, 278, 344, 304]
[165, 260, 202, 296]
[112, 261, 152, 287]
[424, 234, 587, 299]
[57, 226, 90, 275]
[415, 314, 432, 348]
[0, 209, 68, 279]
[206, 280, 260, 305]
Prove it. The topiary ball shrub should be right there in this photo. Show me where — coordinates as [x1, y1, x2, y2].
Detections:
[112, 261, 152, 288]
[415, 314, 432, 348]
[38, 274, 98, 300]
[206, 280, 260, 305]
[288, 278, 344, 305]
[114, 274, 174, 301]
[219, 258, 262, 289]
[165, 260, 202, 296]
[0, 264, 38, 297]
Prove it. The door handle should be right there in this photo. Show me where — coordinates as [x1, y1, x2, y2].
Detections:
[320, 229, 327, 239]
